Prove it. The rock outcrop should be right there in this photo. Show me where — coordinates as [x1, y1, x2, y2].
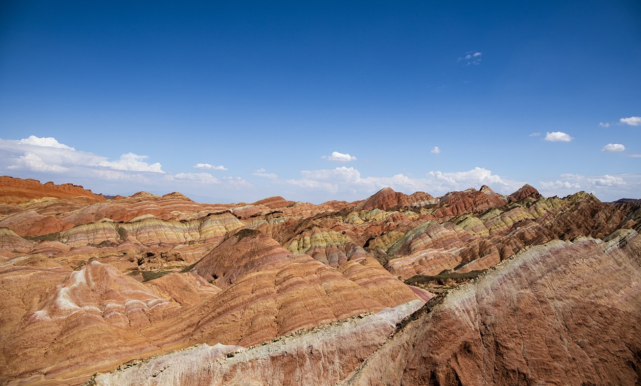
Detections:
[355, 187, 435, 211]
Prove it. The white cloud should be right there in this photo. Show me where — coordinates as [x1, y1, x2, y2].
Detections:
[92, 169, 140, 181]
[588, 175, 626, 187]
[7, 153, 69, 173]
[286, 166, 517, 199]
[194, 163, 227, 171]
[529, 132, 542, 137]
[427, 167, 508, 188]
[459, 51, 482, 65]
[539, 173, 640, 201]
[1, 136, 103, 172]
[17, 135, 74, 150]
[174, 172, 219, 183]
[544, 131, 573, 142]
[602, 143, 625, 152]
[322, 151, 357, 162]
[431, 146, 441, 155]
[287, 166, 421, 196]
[620, 116, 641, 126]
[539, 180, 581, 190]
[0, 135, 258, 201]
[599, 122, 610, 128]
[98, 153, 164, 173]
[223, 176, 252, 189]
[1, 136, 165, 175]
[253, 168, 278, 179]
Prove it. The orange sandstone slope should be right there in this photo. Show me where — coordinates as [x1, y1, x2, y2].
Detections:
[355, 187, 435, 211]
[0, 228, 418, 385]
[0, 176, 105, 204]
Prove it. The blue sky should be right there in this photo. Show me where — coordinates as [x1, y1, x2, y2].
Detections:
[1, 0, 640, 203]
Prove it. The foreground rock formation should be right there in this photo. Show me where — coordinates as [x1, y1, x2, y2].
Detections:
[343, 230, 641, 385]
[91, 230, 641, 386]
[91, 300, 424, 386]
[0, 176, 639, 385]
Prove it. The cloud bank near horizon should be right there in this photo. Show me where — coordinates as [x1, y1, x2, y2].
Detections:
[0, 135, 639, 203]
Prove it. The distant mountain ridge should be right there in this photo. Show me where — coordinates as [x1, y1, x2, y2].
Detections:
[0, 175, 105, 204]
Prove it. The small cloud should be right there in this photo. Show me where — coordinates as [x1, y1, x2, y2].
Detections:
[529, 132, 542, 137]
[223, 176, 252, 188]
[322, 151, 357, 162]
[99, 153, 164, 173]
[174, 172, 219, 183]
[431, 146, 441, 155]
[427, 167, 508, 188]
[458, 51, 482, 65]
[253, 168, 278, 179]
[602, 143, 625, 152]
[194, 163, 227, 171]
[539, 180, 581, 190]
[544, 132, 573, 142]
[599, 122, 610, 128]
[17, 135, 74, 150]
[620, 116, 641, 126]
[630, 154, 641, 158]
[588, 175, 626, 187]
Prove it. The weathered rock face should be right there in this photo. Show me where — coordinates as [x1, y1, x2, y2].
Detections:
[284, 226, 359, 267]
[381, 190, 638, 280]
[90, 300, 424, 386]
[0, 261, 180, 385]
[90, 231, 641, 386]
[252, 196, 296, 209]
[431, 185, 508, 218]
[145, 272, 222, 307]
[508, 183, 541, 202]
[173, 229, 420, 348]
[355, 187, 435, 211]
[343, 230, 641, 386]
[0, 213, 419, 385]
[191, 228, 292, 288]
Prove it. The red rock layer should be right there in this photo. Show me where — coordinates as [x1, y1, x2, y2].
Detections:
[0, 230, 419, 385]
[382, 191, 638, 280]
[0, 176, 105, 204]
[355, 187, 435, 211]
[508, 183, 541, 202]
[432, 185, 507, 218]
[191, 228, 293, 288]
[91, 300, 424, 386]
[252, 196, 296, 209]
